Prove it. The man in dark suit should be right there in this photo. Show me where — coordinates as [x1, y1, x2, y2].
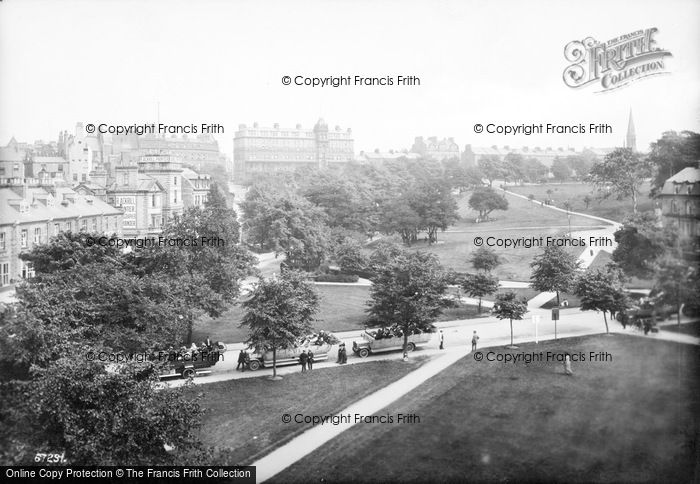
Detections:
[299, 350, 308, 372]
[307, 350, 315, 370]
[237, 349, 247, 371]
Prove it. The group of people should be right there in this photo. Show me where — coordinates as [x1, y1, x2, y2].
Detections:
[299, 349, 315, 372]
[237, 349, 250, 371]
[160, 337, 215, 361]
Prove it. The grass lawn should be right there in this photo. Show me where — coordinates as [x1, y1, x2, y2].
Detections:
[277, 334, 699, 483]
[194, 284, 483, 343]
[661, 321, 700, 337]
[410, 191, 597, 281]
[194, 357, 429, 465]
[509, 182, 654, 222]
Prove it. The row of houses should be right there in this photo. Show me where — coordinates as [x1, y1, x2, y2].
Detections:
[0, 152, 212, 290]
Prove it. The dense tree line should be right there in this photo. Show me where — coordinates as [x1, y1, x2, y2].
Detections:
[240, 159, 465, 269]
[0, 184, 255, 465]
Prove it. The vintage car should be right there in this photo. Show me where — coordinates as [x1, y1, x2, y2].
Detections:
[352, 325, 436, 358]
[158, 342, 227, 379]
[616, 297, 676, 329]
[247, 332, 339, 371]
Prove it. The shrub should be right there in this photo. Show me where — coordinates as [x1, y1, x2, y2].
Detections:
[314, 273, 359, 283]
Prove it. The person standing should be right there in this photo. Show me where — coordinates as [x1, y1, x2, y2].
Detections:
[299, 350, 308, 373]
[339, 343, 347, 364]
[307, 350, 315, 370]
[471, 331, 479, 351]
[237, 349, 246, 371]
[439, 330, 444, 350]
[564, 353, 573, 376]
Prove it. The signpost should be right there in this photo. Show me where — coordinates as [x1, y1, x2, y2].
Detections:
[551, 308, 559, 340]
[533, 315, 541, 343]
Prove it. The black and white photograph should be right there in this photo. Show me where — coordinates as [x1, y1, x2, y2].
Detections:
[0, 0, 698, 482]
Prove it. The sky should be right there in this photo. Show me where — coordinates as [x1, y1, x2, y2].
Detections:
[1, 0, 699, 157]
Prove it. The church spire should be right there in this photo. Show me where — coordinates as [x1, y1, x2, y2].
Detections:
[625, 109, 636, 151]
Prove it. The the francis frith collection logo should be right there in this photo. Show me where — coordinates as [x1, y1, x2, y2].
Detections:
[563, 28, 672, 92]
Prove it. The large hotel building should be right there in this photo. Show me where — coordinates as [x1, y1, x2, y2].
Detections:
[233, 119, 354, 180]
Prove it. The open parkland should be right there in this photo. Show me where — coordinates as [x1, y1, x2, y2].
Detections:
[174, 184, 700, 483]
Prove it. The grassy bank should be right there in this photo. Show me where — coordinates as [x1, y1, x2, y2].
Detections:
[195, 357, 429, 464]
[277, 334, 699, 483]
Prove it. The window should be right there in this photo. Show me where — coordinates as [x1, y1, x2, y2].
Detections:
[174, 176, 177, 186]
[122, 174, 129, 185]
[66, 221, 72, 232]
[34, 227, 41, 244]
[81, 219, 87, 232]
[21, 229, 28, 248]
[82, 174, 87, 182]
[0, 232, 4, 250]
[54, 223, 61, 235]
[1, 263, 8, 286]
[173, 191, 177, 204]
[92, 218, 97, 232]
[152, 194, 157, 207]
[22, 261, 34, 279]
[73, 174, 78, 181]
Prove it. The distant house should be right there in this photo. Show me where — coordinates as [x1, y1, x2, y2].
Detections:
[0, 179, 123, 289]
[658, 166, 700, 240]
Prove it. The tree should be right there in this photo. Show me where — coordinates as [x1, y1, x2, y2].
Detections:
[573, 265, 629, 333]
[380, 197, 422, 246]
[587, 148, 652, 213]
[14, 263, 192, 355]
[530, 245, 580, 307]
[461, 273, 499, 313]
[368, 241, 406, 275]
[611, 212, 673, 279]
[16, 231, 122, 275]
[503, 153, 525, 184]
[300, 171, 377, 235]
[653, 255, 697, 326]
[522, 157, 548, 182]
[366, 252, 449, 355]
[335, 238, 369, 275]
[551, 158, 572, 183]
[3, 354, 207, 465]
[130, 189, 256, 343]
[409, 180, 459, 244]
[241, 271, 319, 379]
[566, 154, 594, 180]
[470, 246, 500, 272]
[492, 291, 528, 346]
[241, 188, 331, 270]
[477, 155, 505, 187]
[468, 187, 509, 221]
[647, 130, 700, 195]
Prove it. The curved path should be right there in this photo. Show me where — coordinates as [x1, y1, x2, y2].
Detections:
[503, 189, 621, 308]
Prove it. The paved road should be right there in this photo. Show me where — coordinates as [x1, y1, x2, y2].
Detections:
[164, 305, 698, 388]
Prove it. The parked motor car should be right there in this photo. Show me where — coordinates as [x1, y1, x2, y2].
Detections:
[158, 341, 227, 379]
[352, 325, 436, 358]
[247, 331, 339, 370]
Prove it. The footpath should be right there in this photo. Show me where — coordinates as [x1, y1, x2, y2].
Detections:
[251, 313, 698, 483]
